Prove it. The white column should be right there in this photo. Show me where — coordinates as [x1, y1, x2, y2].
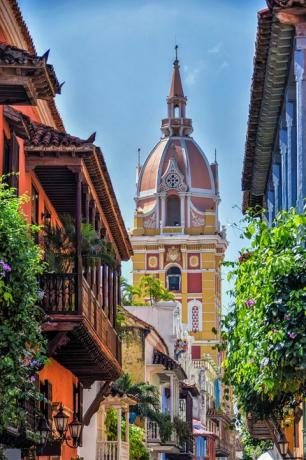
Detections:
[156, 194, 160, 229]
[125, 409, 129, 443]
[187, 193, 191, 228]
[169, 374, 174, 422]
[160, 193, 166, 230]
[179, 193, 185, 230]
[294, 28, 306, 212]
[279, 125, 288, 211]
[117, 407, 122, 460]
[286, 88, 297, 209]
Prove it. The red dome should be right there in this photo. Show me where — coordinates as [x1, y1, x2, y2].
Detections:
[138, 137, 215, 196]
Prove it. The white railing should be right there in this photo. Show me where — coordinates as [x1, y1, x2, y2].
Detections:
[96, 441, 129, 460]
[147, 420, 160, 443]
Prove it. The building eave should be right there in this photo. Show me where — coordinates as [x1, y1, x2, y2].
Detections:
[242, 8, 294, 212]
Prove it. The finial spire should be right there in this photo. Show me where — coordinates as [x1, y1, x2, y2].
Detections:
[175, 44, 178, 63]
[137, 147, 141, 168]
[214, 148, 217, 163]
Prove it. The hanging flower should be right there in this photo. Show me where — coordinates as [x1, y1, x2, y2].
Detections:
[284, 314, 291, 321]
[0, 259, 11, 275]
[245, 299, 255, 308]
[288, 332, 297, 340]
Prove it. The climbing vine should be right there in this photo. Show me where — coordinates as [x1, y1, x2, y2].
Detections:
[0, 180, 47, 436]
[221, 209, 306, 419]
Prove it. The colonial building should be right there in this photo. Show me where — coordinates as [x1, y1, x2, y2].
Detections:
[242, 1, 305, 459]
[131, 49, 227, 364]
[242, 0, 306, 218]
[0, 1, 132, 459]
[124, 301, 234, 460]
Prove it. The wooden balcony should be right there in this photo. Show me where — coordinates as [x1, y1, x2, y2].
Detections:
[96, 440, 129, 460]
[215, 437, 231, 457]
[147, 420, 180, 454]
[41, 272, 121, 387]
[246, 414, 283, 442]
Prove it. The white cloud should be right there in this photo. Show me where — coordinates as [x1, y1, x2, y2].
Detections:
[208, 42, 222, 54]
[219, 60, 229, 72]
[183, 61, 206, 87]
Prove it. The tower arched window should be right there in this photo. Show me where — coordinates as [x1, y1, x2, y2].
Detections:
[188, 300, 202, 332]
[174, 105, 180, 118]
[166, 195, 180, 226]
[167, 266, 181, 291]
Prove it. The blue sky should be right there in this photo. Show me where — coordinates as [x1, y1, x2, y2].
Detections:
[19, 0, 266, 307]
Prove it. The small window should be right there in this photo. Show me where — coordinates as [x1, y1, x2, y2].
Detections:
[174, 105, 180, 118]
[167, 266, 181, 291]
[31, 185, 39, 225]
[3, 133, 19, 192]
[166, 195, 180, 226]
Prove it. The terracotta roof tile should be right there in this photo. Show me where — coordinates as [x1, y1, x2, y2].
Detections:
[267, 0, 306, 7]
[0, 43, 61, 97]
[5, 0, 64, 131]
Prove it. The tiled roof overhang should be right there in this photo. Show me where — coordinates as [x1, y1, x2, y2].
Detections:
[0, 43, 61, 101]
[4, 106, 132, 260]
[242, 8, 294, 212]
[267, 0, 306, 7]
[3, 0, 64, 131]
[153, 349, 187, 380]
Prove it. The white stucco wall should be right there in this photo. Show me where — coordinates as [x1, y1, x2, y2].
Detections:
[78, 381, 100, 460]
[126, 301, 177, 357]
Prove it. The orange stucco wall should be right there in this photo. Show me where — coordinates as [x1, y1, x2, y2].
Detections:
[39, 359, 78, 460]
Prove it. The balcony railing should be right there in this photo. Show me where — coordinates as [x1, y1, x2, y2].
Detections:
[146, 420, 179, 447]
[40, 272, 121, 364]
[41, 273, 77, 313]
[192, 359, 206, 369]
[161, 118, 192, 127]
[96, 440, 129, 460]
[147, 420, 160, 443]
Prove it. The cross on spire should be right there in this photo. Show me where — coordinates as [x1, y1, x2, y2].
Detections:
[175, 44, 178, 62]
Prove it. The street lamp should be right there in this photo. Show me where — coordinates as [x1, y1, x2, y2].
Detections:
[53, 403, 83, 448]
[68, 415, 83, 448]
[54, 403, 69, 437]
[278, 432, 289, 458]
[37, 417, 51, 445]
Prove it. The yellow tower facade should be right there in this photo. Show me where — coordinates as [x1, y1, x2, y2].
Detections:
[131, 53, 226, 363]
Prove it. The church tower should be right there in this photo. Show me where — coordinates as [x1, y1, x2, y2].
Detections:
[131, 49, 226, 362]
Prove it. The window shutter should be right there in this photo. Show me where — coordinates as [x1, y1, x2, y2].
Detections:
[46, 380, 53, 427]
[9, 132, 19, 192]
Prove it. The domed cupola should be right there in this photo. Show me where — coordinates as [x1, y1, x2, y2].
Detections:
[133, 47, 220, 235]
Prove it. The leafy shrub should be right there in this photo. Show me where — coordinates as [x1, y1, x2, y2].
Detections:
[221, 209, 306, 419]
[0, 180, 47, 434]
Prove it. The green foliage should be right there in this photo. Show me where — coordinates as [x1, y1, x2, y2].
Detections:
[105, 408, 118, 441]
[129, 424, 150, 460]
[121, 275, 175, 306]
[222, 209, 306, 419]
[173, 416, 192, 446]
[112, 373, 174, 443]
[154, 412, 173, 444]
[113, 373, 160, 419]
[44, 213, 115, 272]
[0, 180, 47, 434]
[105, 409, 149, 460]
[239, 418, 273, 460]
